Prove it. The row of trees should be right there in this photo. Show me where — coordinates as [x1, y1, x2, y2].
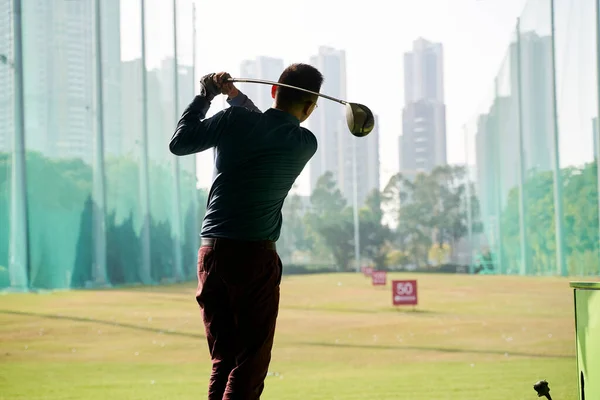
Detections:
[0, 151, 205, 289]
[500, 161, 600, 275]
[278, 165, 482, 271]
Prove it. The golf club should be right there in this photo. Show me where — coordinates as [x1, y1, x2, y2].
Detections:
[227, 78, 375, 137]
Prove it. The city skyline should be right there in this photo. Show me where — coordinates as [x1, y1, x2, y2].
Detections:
[191, 0, 532, 195]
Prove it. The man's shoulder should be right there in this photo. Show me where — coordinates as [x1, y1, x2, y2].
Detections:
[296, 126, 318, 153]
[228, 104, 261, 117]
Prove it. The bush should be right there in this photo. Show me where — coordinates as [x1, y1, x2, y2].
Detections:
[282, 264, 339, 275]
[412, 264, 469, 274]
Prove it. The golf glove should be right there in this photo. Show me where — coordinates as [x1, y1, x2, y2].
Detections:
[199, 73, 221, 102]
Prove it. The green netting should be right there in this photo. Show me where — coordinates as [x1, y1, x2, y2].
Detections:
[1, 0, 200, 290]
[467, 0, 600, 277]
[1, 0, 599, 290]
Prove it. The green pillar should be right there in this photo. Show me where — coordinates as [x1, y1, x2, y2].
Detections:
[139, 0, 152, 284]
[92, 0, 109, 287]
[550, 0, 568, 276]
[595, 0, 600, 276]
[515, 19, 530, 276]
[570, 282, 600, 400]
[464, 125, 474, 274]
[171, 0, 184, 281]
[493, 78, 504, 274]
[8, 0, 29, 291]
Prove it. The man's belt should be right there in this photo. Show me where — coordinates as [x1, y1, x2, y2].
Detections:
[201, 237, 276, 251]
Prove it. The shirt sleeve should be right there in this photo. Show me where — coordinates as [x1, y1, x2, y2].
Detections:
[227, 91, 262, 113]
[169, 95, 230, 156]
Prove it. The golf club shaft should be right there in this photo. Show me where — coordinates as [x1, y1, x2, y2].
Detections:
[228, 78, 346, 105]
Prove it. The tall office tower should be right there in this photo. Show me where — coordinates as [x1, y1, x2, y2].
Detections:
[20, 0, 95, 163]
[308, 46, 347, 196]
[100, 0, 123, 157]
[238, 56, 284, 112]
[0, 0, 13, 153]
[120, 58, 144, 158]
[399, 38, 447, 180]
[510, 32, 554, 173]
[177, 64, 194, 114]
[338, 115, 380, 206]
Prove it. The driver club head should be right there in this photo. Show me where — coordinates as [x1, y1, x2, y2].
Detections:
[345, 103, 375, 137]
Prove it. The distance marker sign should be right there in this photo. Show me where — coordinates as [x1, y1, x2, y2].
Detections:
[392, 280, 418, 306]
[372, 270, 387, 286]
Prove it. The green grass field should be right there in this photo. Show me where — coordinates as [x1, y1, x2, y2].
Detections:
[0, 273, 578, 399]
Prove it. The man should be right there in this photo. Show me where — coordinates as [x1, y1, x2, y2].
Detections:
[169, 64, 324, 399]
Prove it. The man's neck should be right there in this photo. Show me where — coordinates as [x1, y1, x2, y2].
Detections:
[273, 104, 301, 121]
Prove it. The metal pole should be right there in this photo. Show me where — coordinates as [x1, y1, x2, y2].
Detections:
[8, 0, 29, 291]
[352, 134, 360, 272]
[171, 0, 183, 281]
[92, 0, 108, 286]
[139, 0, 152, 284]
[493, 77, 504, 274]
[516, 18, 529, 276]
[464, 125, 473, 274]
[549, 0, 568, 276]
[595, 0, 600, 275]
[190, 1, 199, 262]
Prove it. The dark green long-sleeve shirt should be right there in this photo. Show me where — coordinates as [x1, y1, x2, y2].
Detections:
[169, 91, 318, 241]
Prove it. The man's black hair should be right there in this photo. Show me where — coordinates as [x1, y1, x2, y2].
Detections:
[275, 63, 324, 109]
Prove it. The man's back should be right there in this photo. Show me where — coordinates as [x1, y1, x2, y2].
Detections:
[170, 67, 324, 400]
[202, 106, 317, 241]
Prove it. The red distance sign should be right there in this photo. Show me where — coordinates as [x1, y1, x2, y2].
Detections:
[392, 280, 418, 306]
[372, 270, 387, 286]
[362, 266, 374, 277]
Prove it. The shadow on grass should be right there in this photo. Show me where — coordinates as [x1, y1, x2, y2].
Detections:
[281, 305, 440, 315]
[297, 341, 574, 359]
[0, 309, 204, 339]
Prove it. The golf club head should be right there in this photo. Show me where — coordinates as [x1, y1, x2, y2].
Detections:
[346, 103, 375, 137]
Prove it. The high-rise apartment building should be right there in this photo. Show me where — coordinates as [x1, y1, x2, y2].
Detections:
[510, 32, 554, 173]
[19, 0, 95, 162]
[238, 56, 284, 112]
[100, 0, 123, 158]
[0, 0, 13, 154]
[308, 46, 346, 194]
[399, 38, 447, 180]
[308, 46, 379, 205]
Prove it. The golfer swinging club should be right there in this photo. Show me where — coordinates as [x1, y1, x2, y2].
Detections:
[169, 64, 323, 399]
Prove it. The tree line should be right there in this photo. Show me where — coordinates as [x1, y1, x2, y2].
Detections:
[277, 165, 482, 271]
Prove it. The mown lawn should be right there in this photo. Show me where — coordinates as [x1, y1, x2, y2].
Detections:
[0, 273, 578, 399]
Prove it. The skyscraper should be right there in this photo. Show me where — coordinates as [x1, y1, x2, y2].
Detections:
[20, 0, 97, 163]
[100, 0, 123, 158]
[238, 56, 284, 112]
[308, 46, 379, 205]
[338, 115, 380, 206]
[400, 38, 447, 179]
[510, 32, 554, 173]
[0, 0, 13, 154]
[308, 46, 347, 195]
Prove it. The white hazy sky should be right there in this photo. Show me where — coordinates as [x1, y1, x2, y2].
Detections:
[121, 0, 596, 196]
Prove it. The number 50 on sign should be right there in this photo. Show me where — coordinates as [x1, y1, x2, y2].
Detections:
[392, 280, 418, 306]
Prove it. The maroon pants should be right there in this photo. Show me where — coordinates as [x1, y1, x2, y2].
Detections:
[196, 238, 282, 400]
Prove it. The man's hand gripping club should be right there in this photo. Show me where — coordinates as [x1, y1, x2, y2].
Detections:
[200, 71, 239, 102]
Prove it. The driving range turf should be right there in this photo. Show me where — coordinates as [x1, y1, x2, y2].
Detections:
[0, 273, 578, 399]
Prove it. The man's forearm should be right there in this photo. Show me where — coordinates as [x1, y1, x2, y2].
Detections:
[169, 95, 215, 156]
